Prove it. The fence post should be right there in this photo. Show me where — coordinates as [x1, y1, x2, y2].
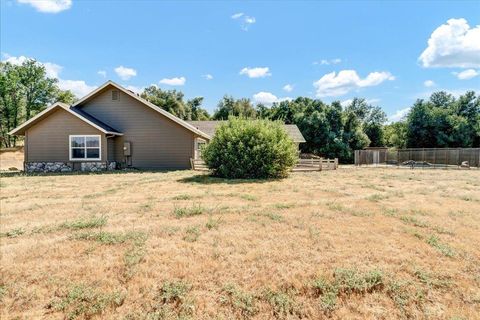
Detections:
[319, 157, 323, 171]
[457, 148, 460, 167]
[334, 158, 338, 170]
[190, 158, 194, 170]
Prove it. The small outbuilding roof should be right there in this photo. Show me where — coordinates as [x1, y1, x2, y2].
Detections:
[187, 121, 306, 143]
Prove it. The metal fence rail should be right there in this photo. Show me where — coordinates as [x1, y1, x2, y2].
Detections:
[354, 148, 480, 168]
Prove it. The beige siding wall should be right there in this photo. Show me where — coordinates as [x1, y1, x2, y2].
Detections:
[107, 138, 116, 162]
[25, 108, 106, 162]
[80, 88, 195, 169]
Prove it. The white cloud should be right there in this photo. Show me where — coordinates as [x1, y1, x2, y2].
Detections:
[2, 54, 62, 78]
[57, 80, 96, 98]
[97, 70, 107, 78]
[231, 12, 256, 31]
[17, 0, 72, 13]
[453, 69, 479, 80]
[159, 76, 186, 86]
[388, 107, 411, 123]
[283, 84, 293, 92]
[114, 66, 137, 80]
[419, 18, 480, 68]
[424, 80, 436, 87]
[231, 12, 244, 19]
[203, 74, 213, 80]
[313, 70, 395, 97]
[314, 58, 342, 65]
[253, 92, 291, 105]
[239, 67, 271, 78]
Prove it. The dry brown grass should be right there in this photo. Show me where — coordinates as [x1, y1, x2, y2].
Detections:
[1, 168, 479, 319]
[0, 148, 23, 171]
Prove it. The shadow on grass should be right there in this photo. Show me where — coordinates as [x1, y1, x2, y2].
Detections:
[177, 173, 277, 185]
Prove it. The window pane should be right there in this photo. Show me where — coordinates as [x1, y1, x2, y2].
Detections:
[86, 148, 100, 159]
[72, 148, 85, 159]
[71, 136, 85, 148]
[86, 136, 99, 148]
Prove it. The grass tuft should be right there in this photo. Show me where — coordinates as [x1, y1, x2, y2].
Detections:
[49, 284, 125, 320]
[263, 289, 299, 318]
[426, 235, 455, 257]
[72, 230, 147, 245]
[205, 216, 222, 230]
[59, 216, 107, 230]
[173, 204, 206, 218]
[221, 284, 257, 317]
[0, 227, 25, 238]
[400, 215, 429, 228]
[183, 226, 201, 242]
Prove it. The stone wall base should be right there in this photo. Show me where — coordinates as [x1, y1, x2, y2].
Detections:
[25, 161, 117, 173]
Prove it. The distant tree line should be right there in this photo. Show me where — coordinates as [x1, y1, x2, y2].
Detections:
[2, 59, 479, 162]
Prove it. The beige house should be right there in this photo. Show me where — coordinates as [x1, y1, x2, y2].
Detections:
[10, 81, 305, 172]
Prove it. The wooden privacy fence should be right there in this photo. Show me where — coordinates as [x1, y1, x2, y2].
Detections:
[354, 148, 480, 168]
[191, 158, 338, 172]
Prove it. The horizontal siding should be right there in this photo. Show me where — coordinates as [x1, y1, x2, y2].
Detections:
[80, 88, 195, 169]
[26, 108, 106, 162]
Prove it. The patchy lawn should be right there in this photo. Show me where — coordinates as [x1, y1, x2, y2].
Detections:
[1, 168, 479, 319]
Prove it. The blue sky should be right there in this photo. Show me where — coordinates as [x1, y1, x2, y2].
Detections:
[1, 0, 479, 121]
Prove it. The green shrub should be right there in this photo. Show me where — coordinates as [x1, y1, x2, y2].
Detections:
[202, 118, 298, 179]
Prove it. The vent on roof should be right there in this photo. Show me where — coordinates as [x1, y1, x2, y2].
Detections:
[112, 90, 119, 101]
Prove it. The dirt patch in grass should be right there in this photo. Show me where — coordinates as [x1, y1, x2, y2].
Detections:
[1, 168, 479, 319]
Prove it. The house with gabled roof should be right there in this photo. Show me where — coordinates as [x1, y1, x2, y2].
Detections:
[9, 81, 305, 172]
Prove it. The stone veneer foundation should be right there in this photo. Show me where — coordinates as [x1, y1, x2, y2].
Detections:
[25, 161, 117, 173]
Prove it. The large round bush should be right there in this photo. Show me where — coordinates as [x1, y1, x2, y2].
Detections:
[202, 118, 298, 179]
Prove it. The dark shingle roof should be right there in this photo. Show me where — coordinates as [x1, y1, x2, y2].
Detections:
[70, 107, 122, 134]
[187, 121, 306, 143]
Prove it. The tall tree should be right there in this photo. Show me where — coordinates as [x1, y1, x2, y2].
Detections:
[213, 96, 256, 120]
[18, 59, 58, 120]
[141, 86, 188, 119]
[406, 91, 479, 148]
[345, 98, 387, 147]
[56, 89, 77, 105]
[187, 97, 210, 120]
[0, 62, 23, 147]
[384, 121, 407, 149]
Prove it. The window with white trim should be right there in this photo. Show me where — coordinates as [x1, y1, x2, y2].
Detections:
[69, 135, 101, 160]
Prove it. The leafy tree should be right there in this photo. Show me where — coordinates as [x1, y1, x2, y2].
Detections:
[56, 90, 77, 104]
[141, 86, 188, 119]
[202, 118, 297, 179]
[345, 98, 387, 147]
[406, 91, 479, 148]
[140, 86, 210, 120]
[0, 62, 23, 147]
[213, 96, 256, 120]
[18, 59, 58, 120]
[384, 121, 407, 149]
[342, 110, 370, 161]
[186, 97, 210, 120]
